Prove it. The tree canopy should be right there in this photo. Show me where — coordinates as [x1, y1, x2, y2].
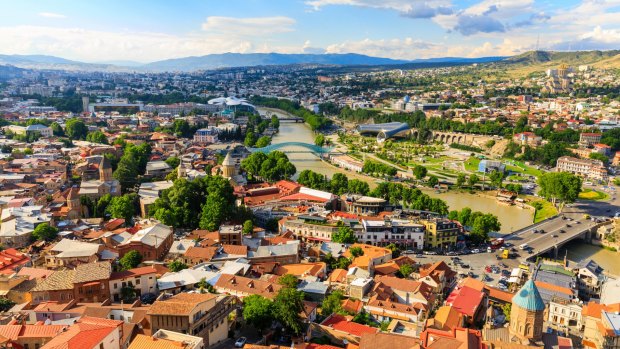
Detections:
[240, 151, 296, 182]
[119, 250, 142, 270]
[332, 226, 357, 244]
[151, 175, 235, 229]
[32, 223, 58, 241]
[243, 295, 274, 332]
[65, 119, 88, 140]
[538, 172, 582, 208]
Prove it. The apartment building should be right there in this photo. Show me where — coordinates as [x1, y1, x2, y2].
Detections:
[423, 218, 460, 249]
[109, 266, 159, 302]
[148, 293, 235, 347]
[556, 156, 608, 181]
[579, 133, 602, 147]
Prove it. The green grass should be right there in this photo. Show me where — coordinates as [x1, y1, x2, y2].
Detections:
[578, 189, 609, 201]
[532, 199, 558, 223]
[504, 160, 543, 177]
[464, 156, 481, 173]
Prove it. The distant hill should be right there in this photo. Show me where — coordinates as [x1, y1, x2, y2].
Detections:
[495, 50, 620, 76]
[0, 52, 504, 73]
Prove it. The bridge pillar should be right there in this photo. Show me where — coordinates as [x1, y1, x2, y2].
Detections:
[553, 245, 559, 259]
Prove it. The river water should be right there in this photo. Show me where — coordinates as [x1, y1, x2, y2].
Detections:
[263, 108, 534, 233]
[263, 108, 618, 274]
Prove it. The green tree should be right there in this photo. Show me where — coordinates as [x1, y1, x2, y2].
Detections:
[347, 179, 369, 195]
[255, 136, 271, 148]
[172, 119, 191, 138]
[242, 219, 254, 235]
[489, 170, 504, 188]
[50, 122, 65, 137]
[86, 131, 108, 144]
[168, 260, 188, 272]
[244, 131, 257, 147]
[470, 213, 501, 243]
[274, 287, 304, 334]
[243, 295, 274, 333]
[456, 173, 467, 187]
[428, 175, 439, 187]
[538, 172, 582, 209]
[32, 223, 58, 241]
[119, 250, 142, 270]
[106, 195, 135, 224]
[120, 285, 137, 303]
[385, 243, 400, 258]
[314, 134, 325, 146]
[332, 226, 357, 244]
[468, 173, 480, 188]
[199, 192, 229, 231]
[278, 274, 299, 289]
[96, 194, 112, 218]
[399, 264, 414, 279]
[501, 303, 512, 322]
[270, 115, 280, 129]
[165, 156, 180, 169]
[349, 246, 364, 258]
[413, 165, 428, 180]
[0, 298, 15, 312]
[589, 152, 609, 165]
[321, 290, 344, 317]
[113, 159, 139, 191]
[65, 118, 88, 140]
[330, 173, 349, 195]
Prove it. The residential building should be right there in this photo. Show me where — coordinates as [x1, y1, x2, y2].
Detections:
[218, 225, 243, 245]
[214, 274, 283, 299]
[575, 259, 606, 299]
[0, 248, 30, 273]
[45, 239, 102, 268]
[0, 324, 66, 349]
[145, 161, 172, 178]
[513, 132, 542, 147]
[548, 297, 583, 330]
[579, 133, 603, 147]
[147, 293, 235, 347]
[360, 219, 425, 249]
[0, 205, 53, 248]
[582, 302, 620, 349]
[193, 128, 219, 144]
[117, 223, 174, 261]
[556, 156, 608, 181]
[317, 314, 378, 345]
[422, 218, 460, 249]
[41, 316, 123, 349]
[128, 331, 203, 349]
[31, 262, 112, 304]
[109, 266, 159, 302]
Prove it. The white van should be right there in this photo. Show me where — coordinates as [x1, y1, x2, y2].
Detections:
[519, 243, 528, 250]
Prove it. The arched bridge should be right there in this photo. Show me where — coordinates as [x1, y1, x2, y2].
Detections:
[249, 142, 334, 154]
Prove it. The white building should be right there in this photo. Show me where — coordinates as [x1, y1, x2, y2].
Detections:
[109, 266, 159, 302]
[548, 298, 583, 330]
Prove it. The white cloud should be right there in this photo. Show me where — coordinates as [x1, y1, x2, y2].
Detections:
[38, 12, 67, 19]
[305, 0, 453, 15]
[325, 37, 440, 59]
[201, 16, 295, 36]
[0, 25, 261, 62]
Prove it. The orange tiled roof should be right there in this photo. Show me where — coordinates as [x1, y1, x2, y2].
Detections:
[148, 293, 217, 316]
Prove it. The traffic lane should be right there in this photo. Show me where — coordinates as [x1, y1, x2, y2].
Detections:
[522, 220, 598, 253]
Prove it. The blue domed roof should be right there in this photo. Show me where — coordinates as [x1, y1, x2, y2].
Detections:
[512, 280, 545, 311]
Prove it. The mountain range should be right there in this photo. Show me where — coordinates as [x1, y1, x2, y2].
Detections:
[1, 50, 619, 73]
[0, 52, 505, 73]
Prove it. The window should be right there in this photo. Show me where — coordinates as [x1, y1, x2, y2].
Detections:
[114, 283, 118, 289]
[136, 279, 141, 285]
[100, 344, 104, 349]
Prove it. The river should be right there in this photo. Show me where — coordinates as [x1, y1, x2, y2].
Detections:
[261, 107, 534, 233]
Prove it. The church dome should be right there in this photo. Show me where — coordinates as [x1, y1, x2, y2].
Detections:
[512, 280, 545, 311]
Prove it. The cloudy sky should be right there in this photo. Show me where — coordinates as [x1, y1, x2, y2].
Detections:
[1, 0, 619, 63]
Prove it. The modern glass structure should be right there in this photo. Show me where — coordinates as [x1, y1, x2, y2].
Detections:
[356, 122, 411, 143]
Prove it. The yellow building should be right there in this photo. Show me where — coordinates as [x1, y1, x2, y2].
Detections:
[422, 218, 460, 249]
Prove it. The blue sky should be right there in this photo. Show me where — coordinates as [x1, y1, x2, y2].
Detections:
[0, 0, 618, 62]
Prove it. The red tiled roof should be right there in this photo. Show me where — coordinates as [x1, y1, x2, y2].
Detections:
[445, 286, 485, 317]
[110, 266, 158, 280]
[321, 314, 378, 337]
[0, 248, 30, 272]
[279, 193, 329, 203]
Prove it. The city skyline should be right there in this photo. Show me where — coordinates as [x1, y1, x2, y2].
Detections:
[0, 0, 619, 63]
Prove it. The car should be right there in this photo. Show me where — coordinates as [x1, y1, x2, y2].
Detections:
[234, 337, 247, 348]
[472, 249, 480, 254]
[559, 229, 566, 233]
[576, 221, 581, 224]
[485, 266, 492, 273]
[551, 234, 558, 238]
[528, 249, 534, 254]
[404, 250, 415, 254]
[140, 293, 157, 304]
[539, 229, 546, 234]
[461, 264, 470, 268]
[447, 252, 457, 256]
[505, 242, 513, 247]
[566, 224, 572, 228]
[501, 270, 511, 276]
[467, 271, 476, 278]
[416, 254, 423, 258]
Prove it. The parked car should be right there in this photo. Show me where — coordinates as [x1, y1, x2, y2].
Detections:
[472, 249, 480, 254]
[234, 338, 247, 348]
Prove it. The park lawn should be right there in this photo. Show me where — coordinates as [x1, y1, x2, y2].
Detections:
[532, 199, 558, 223]
[578, 189, 609, 201]
[505, 160, 543, 177]
[464, 156, 481, 173]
